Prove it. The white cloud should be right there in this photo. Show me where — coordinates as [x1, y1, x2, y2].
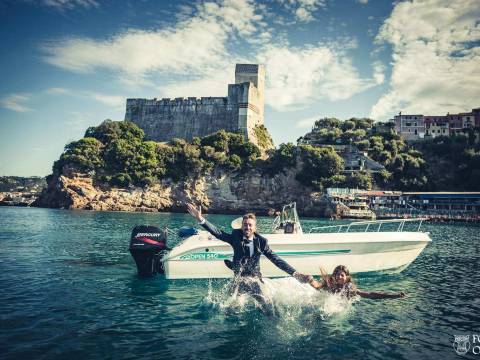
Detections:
[158, 65, 235, 98]
[158, 38, 376, 111]
[87, 92, 125, 108]
[0, 93, 33, 112]
[357, 0, 368, 4]
[258, 44, 376, 111]
[370, 0, 480, 120]
[28, 0, 100, 11]
[278, 0, 327, 23]
[45, 87, 125, 109]
[42, 0, 265, 84]
[295, 7, 314, 22]
[41, 40, 377, 113]
[296, 115, 319, 128]
[67, 110, 98, 131]
[41, 0, 378, 112]
[45, 87, 70, 95]
[43, 0, 98, 10]
[372, 61, 385, 85]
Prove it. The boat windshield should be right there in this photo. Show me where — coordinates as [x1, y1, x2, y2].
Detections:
[272, 202, 303, 234]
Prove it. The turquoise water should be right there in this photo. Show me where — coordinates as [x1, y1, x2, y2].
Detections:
[0, 207, 479, 360]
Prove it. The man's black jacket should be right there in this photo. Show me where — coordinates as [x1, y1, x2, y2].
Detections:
[201, 219, 296, 277]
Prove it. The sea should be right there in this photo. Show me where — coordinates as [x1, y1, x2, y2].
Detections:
[0, 207, 479, 360]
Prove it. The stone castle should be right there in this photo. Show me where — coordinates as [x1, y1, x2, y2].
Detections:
[124, 64, 265, 143]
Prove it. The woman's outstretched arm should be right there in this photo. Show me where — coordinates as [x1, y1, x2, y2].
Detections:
[307, 277, 324, 290]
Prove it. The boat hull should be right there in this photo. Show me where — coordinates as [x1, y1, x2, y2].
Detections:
[163, 231, 431, 279]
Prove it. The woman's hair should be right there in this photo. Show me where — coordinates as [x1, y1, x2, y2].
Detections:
[319, 265, 356, 292]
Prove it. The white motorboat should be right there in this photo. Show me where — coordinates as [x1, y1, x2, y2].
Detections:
[133, 203, 431, 279]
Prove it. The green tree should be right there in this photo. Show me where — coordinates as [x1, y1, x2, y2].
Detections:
[341, 120, 356, 132]
[350, 118, 374, 130]
[253, 124, 274, 149]
[295, 145, 344, 189]
[227, 132, 261, 161]
[345, 171, 373, 190]
[103, 138, 159, 186]
[200, 130, 229, 152]
[85, 120, 144, 144]
[314, 117, 341, 129]
[263, 142, 297, 175]
[388, 153, 428, 190]
[342, 129, 366, 143]
[166, 140, 208, 181]
[226, 154, 242, 170]
[58, 137, 104, 172]
[354, 139, 370, 151]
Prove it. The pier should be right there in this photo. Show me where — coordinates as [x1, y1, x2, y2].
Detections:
[326, 188, 480, 222]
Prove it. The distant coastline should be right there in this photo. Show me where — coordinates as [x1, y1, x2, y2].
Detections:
[0, 176, 46, 207]
[2, 117, 479, 222]
[1, 177, 479, 222]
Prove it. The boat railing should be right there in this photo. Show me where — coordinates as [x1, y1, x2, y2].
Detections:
[271, 202, 303, 233]
[272, 215, 281, 231]
[308, 218, 428, 233]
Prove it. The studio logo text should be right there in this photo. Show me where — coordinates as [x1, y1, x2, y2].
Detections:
[453, 335, 480, 356]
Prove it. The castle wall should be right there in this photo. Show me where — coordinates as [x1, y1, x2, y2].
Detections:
[125, 64, 265, 143]
[125, 97, 238, 142]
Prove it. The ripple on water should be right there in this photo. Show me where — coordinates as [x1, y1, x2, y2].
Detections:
[1, 207, 479, 360]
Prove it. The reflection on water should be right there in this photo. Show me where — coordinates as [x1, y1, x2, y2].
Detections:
[0, 207, 479, 360]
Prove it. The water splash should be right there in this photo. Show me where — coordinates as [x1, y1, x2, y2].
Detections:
[203, 276, 355, 339]
[203, 278, 273, 315]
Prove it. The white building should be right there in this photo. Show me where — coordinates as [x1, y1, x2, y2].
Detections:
[424, 116, 449, 138]
[393, 113, 425, 141]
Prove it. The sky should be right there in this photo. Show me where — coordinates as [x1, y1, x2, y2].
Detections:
[0, 0, 479, 176]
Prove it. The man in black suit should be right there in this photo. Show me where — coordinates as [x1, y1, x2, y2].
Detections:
[187, 203, 311, 312]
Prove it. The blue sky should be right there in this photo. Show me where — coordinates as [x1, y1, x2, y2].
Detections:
[0, 0, 478, 176]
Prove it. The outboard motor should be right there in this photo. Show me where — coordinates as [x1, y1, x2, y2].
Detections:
[129, 225, 169, 277]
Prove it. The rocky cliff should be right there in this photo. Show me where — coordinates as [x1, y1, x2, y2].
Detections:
[34, 168, 337, 217]
[0, 176, 46, 206]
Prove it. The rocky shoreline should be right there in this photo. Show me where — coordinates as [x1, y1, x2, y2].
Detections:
[32, 169, 338, 217]
[0, 192, 40, 207]
[0, 176, 46, 207]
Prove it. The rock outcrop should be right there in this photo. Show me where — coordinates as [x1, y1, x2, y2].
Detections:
[34, 169, 337, 217]
[0, 176, 46, 206]
[0, 192, 39, 206]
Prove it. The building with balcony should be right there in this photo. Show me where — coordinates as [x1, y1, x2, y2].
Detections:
[424, 115, 449, 138]
[460, 112, 475, 128]
[393, 113, 425, 141]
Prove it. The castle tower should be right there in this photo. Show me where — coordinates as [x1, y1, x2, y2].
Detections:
[233, 64, 265, 140]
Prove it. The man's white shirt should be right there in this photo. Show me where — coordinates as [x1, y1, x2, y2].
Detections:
[199, 218, 253, 256]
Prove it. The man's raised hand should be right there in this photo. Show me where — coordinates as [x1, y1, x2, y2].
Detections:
[187, 203, 204, 222]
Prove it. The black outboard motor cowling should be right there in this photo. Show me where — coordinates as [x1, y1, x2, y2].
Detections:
[129, 225, 168, 277]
